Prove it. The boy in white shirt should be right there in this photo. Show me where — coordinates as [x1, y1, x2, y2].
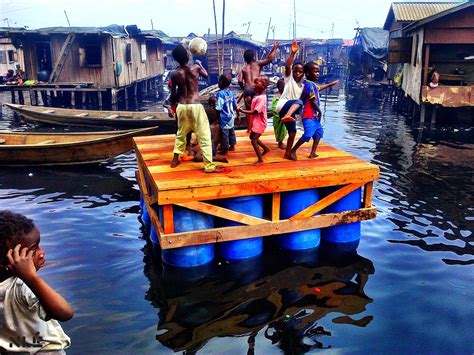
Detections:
[0, 210, 73, 353]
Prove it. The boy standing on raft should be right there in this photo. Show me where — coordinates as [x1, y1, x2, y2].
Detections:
[238, 42, 279, 91]
[271, 78, 287, 150]
[288, 62, 338, 160]
[0, 210, 73, 353]
[169, 45, 225, 173]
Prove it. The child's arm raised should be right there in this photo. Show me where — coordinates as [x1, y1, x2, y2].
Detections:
[258, 41, 279, 67]
[284, 41, 299, 77]
[7, 244, 73, 322]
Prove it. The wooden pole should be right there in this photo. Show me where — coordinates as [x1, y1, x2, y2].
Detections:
[423, 44, 430, 85]
[221, 0, 226, 74]
[213, 0, 221, 76]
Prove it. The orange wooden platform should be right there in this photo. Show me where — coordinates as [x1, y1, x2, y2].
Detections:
[134, 129, 380, 249]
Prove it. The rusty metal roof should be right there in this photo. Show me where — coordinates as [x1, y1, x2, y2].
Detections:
[392, 2, 461, 21]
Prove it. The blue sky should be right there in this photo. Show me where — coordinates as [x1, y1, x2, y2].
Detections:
[0, 0, 463, 40]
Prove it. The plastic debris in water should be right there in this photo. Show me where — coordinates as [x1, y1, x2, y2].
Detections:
[28, 173, 33, 177]
[314, 287, 321, 292]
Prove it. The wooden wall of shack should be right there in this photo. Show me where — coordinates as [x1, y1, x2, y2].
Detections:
[10, 32, 164, 89]
[401, 6, 474, 107]
[207, 39, 262, 83]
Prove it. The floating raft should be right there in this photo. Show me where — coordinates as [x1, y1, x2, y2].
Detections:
[134, 129, 380, 262]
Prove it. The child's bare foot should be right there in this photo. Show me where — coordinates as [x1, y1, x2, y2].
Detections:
[206, 166, 231, 174]
[281, 115, 295, 123]
[217, 149, 228, 155]
[289, 151, 297, 161]
[278, 142, 286, 150]
[253, 160, 264, 166]
[228, 146, 235, 151]
[308, 153, 319, 158]
[170, 159, 180, 168]
[262, 147, 270, 156]
[283, 153, 292, 160]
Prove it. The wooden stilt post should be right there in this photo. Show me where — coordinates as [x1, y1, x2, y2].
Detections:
[272, 193, 281, 221]
[98, 90, 103, 108]
[110, 88, 118, 105]
[10, 90, 16, 104]
[71, 91, 75, 107]
[34, 91, 39, 106]
[124, 86, 129, 101]
[18, 91, 24, 105]
[419, 104, 426, 128]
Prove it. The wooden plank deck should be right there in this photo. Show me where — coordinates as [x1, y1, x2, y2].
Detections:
[134, 129, 380, 249]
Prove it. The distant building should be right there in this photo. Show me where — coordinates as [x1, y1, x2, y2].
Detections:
[389, 1, 474, 124]
[205, 31, 265, 84]
[384, 1, 461, 79]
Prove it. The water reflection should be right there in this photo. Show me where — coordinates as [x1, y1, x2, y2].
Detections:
[340, 88, 474, 266]
[143, 243, 375, 353]
[0, 159, 138, 209]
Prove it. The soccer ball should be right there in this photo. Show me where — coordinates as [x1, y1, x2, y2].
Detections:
[188, 37, 208, 56]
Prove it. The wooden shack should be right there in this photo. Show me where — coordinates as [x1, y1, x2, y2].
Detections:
[205, 31, 264, 84]
[0, 25, 166, 106]
[0, 30, 24, 79]
[384, 2, 460, 80]
[390, 2, 474, 126]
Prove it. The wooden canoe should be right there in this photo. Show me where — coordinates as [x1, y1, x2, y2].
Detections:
[4, 103, 176, 129]
[0, 127, 158, 165]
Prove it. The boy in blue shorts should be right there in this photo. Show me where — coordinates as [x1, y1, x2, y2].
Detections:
[289, 62, 338, 160]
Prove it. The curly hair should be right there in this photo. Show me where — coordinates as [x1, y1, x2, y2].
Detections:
[0, 210, 35, 265]
[171, 44, 189, 65]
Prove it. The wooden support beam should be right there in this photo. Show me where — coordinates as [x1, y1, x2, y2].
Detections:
[163, 205, 174, 234]
[289, 182, 365, 221]
[423, 44, 430, 86]
[159, 207, 377, 249]
[175, 201, 267, 225]
[420, 104, 426, 128]
[272, 192, 280, 221]
[430, 105, 437, 128]
[98, 90, 103, 108]
[363, 181, 373, 208]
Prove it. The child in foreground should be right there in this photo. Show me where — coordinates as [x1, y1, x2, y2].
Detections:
[289, 62, 338, 160]
[238, 75, 270, 165]
[0, 210, 73, 353]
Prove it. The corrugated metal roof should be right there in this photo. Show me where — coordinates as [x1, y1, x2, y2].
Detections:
[391, 2, 461, 21]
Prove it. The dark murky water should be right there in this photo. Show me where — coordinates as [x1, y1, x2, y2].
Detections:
[0, 86, 473, 353]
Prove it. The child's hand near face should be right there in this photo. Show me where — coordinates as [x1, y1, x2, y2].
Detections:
[7, 244, 39, 282]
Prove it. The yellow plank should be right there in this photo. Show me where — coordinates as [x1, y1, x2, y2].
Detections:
[175, 201, 267, 225]
[159, 208, 377, 249]
[272, 193, 280, 221]
[289, 182, 365, 220]
[363, 181, 374, 208]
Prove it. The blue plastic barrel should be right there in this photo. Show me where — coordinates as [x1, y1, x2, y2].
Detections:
[160, 206, 215, 267]
[216, 195, 264, 259]
[150, 224, 159, 245]
[141, 204, 151, 227]
[139, 193, 144, 210]
[321, 187, 362, 245]
[276, 189, 321, 250]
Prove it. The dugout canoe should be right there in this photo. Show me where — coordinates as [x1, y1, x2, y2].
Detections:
[4, 103, 175, 129]
[0, 126, 158, 165]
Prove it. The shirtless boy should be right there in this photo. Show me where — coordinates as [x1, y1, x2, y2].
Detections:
[169, 45, 225, 173]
